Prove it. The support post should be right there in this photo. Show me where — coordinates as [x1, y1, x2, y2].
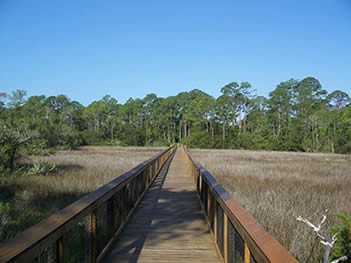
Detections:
[245, 242, 250, 263]
[224, 214, 228, 263]
[91, 210, 97, 263]
[214, 198, 217, 241]
[56, 237, 64, 263]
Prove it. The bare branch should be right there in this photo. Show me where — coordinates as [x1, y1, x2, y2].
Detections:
[320, 238, 337, 248]
[330, 255, 350, 263]
[297, 211, 342, 263]
[318, 209, 328, 230]
[297, 216, 323, 233]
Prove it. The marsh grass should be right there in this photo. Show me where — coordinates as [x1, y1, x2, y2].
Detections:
[0, 146, 163, 241]
[191, 149, 351, 262]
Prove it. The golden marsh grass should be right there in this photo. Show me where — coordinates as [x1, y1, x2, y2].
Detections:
[0, 146, 164, 240]
[191, 149, 351, 262]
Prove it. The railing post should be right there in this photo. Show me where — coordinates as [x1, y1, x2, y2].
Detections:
[207, 186, 211, 217]
[224, 214, 228, 263]
[149, 164, 153, 182]
[213, 197, 217, 241]
[199, 174, 202, 197]
[91, 210, 97, 263]
[108, 197, 116, 234]
[56, 237, 64, 263]
[132, 179, 137, 204]
[245, 243, 250, 263]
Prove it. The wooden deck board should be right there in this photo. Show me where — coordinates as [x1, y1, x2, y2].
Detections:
[103, 149, 220, 263]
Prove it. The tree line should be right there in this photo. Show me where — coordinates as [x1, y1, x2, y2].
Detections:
[0, 76, 350, 171]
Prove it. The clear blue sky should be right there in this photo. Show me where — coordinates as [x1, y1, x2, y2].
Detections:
[0, 0, 350, 105]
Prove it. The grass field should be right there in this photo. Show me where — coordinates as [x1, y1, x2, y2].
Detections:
[191, 149, 351, 262]
[0, 146, 163, 241]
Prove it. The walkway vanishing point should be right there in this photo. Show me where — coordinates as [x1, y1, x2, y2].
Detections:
[0, 146, 298, 263]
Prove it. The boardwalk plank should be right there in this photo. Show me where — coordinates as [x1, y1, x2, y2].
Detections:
[103, 149, 220, 262]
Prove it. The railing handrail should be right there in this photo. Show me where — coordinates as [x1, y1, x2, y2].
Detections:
[183, 147, 298, 263]
[0, 145, 176, 263]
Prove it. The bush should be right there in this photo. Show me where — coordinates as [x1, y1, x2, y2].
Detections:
[80, 129, 104, 145]
[238, 132, 268, 150]
[27, 160, 56, 176]
[61, 125, 82, 149]
[117, 124, 145, 146]
[183, 130, 212, 148]
[0, 202, 10, 236]
[337, 141, 351, 154]
[0, 125, 35, 171]
[146, 139, 169, 147]
[330, 213, 351, 261]
[0, 207, 51, 241]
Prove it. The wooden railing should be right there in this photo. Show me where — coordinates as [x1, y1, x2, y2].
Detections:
[0, 146, 176, 263]
[183, 147, 298, 263]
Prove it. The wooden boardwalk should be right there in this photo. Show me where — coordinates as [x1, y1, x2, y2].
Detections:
[103, 149, 220, 263]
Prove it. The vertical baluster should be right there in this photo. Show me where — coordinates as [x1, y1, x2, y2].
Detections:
[139, 173, 141, 196]
[199, 174, 202, 197]
[133, 177, 137, 202]
[135, 177, 138, 202]
[140, 172, 144, 195]
[203, 181, 207, 214]
[56, 237, 64, 263]
[91, 210, 97, 263]
[207, 185, 211, 217]
[194, 166, 196, 184]
[214, 198, 217, 240]
[217, 204, 224, 256]
[147, 165, 150, 184]
[149, 164, 153, 182]
[143, 168, 147, 190]
[224, 214, 228, 263]
[132, 180, 136, 205]
[108, 197, 116, 235]
[244, 243, 250, 263]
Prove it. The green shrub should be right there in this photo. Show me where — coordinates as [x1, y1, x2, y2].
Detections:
[0, 202, 10, 235]
[330, 213, 351, 261]
[27, 160, 56, 176]
[80, 129, 104, 145]
[238, 132, 268, 150]
[0, 206, 51, 241]
[183, 130, 212, 148]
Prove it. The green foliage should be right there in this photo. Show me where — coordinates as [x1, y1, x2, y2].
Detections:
[27, 160, 56, 176]
[183, 130, 212, 148]
[238, 132, 268, 150]
[149, 140, 169, 147]
[0, 202, 11, 238]
[0, 92, 7, 108]
[1, 76, 350, 167]
[0, 204, 51, 241]
[0, 124, 35, 171]
[117, 124, 145, 146]
[80, 129, 104, 145]
[60, 125, 82, 149]
[330, 213, 351, 261]
[7, 89, 27, 108]
[0, 201, 10, 213]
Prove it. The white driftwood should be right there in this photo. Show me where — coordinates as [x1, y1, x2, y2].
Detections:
[297, 210, 340, 263]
